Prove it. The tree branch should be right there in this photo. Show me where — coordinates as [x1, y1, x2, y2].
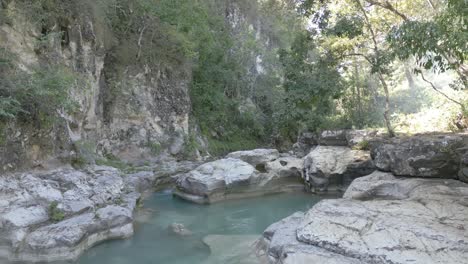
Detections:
[364, 0, 409, 21]
[420, 72, 464, 108]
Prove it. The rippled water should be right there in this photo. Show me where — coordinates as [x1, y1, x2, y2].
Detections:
[67, 190, 329, 264]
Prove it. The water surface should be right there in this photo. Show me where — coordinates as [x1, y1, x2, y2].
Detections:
[73, 190, 329, 264]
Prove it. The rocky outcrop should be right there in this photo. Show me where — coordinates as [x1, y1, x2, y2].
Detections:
[292, 132, 317, 158]
[259, 212, 362, 264]
[262, 171, 468, 264]
[175, 151, 304, 204]
[174, 158, 259, 203]
[372, 135, 466, 181]
[0, 166, 136, 262]
[0, 159, 194, 263]
[302, 146, 375, 191]
[226, 149, 280, 169]
[318, 130, 348, 146]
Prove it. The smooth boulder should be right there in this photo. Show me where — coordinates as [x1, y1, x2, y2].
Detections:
[174, 158, 258, 203]
[302, 146, 375, 191]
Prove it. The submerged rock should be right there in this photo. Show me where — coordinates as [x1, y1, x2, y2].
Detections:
[302, 146, 375, 191]
[262, 172, 468, 264]
[168, 223, 193, 237]
[203, 235, 267, 264]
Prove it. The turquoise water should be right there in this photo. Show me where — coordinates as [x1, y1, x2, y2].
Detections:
[72, 190, 328, 264]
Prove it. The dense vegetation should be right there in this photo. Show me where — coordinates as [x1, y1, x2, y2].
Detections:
[0, 0, 466, 156]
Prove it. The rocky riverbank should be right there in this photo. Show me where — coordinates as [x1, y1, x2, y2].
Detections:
[0, 159, 199, 263]
[2, 130, 468, 263]
[258, 132, 468, 264]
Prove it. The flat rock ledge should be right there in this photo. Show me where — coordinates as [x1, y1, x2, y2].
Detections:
[0, 160, 197, 263]
[260, 171, 468, 264]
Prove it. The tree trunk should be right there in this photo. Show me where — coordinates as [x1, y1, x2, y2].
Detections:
[378, 73, 395, 137]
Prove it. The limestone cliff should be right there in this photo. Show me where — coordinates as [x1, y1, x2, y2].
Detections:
[0, 0, 294, 171]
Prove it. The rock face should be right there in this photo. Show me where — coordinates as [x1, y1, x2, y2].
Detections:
[372, 135, 465, 180]
[226, 149, 280, 169]
[292, 132, 318, 158]
[262, 171, 468, 264]
[302, 146, 375, 191]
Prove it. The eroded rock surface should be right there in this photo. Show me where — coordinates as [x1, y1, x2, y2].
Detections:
[372, 135, 465, 180]
[0, 161, 193, 263]
[263, 172, 468, 264]
[174, 158, 259, 203]
[302, 146, 375, 191]
[175, 155, 305, 204]
[226, 149, 280, 169]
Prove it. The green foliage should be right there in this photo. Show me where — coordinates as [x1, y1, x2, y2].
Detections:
[0, 48, 78, 126]
[49, 201, 65, 222]
[275, 30, 344, 140]
[148, 142, 162, 155]
[352, 140, 370, 151]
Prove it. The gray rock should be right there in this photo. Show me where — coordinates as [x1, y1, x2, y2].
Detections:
[175, 158, 257, 203]
[226, 149, 280, 168]
[0, 165, 139, 263]
[318, 130, 348, 146]
[2, 206, 48, 228]
[345, 129, 378, 148]
[263, 174, 468, 264]
[260, 212, 362, 264]
[96, 205, 133, 227]
[19, 174, 63, 202]
[168, 223, 193, 236]
[297, 197, 468, 264]
[265, 156, 303, 179]
[292, 132, 318, 158]
[302, 146, 375, 191]
[21, 213, 133, 262]
[372, 135, 464, 179]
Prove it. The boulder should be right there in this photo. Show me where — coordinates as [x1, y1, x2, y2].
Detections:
[265, 156, 303, 179]
[259, 212, 362, 264]
[263, 172, 468, 264]
[174, 158, 258, 203]
[345, 129, 378, 148]
[318, 130, 348, 146]
[226, 149, 280, 169]
[302, 146, 375, 191]
[292, 132, 318, 157]
[372, 135, 464, 179]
